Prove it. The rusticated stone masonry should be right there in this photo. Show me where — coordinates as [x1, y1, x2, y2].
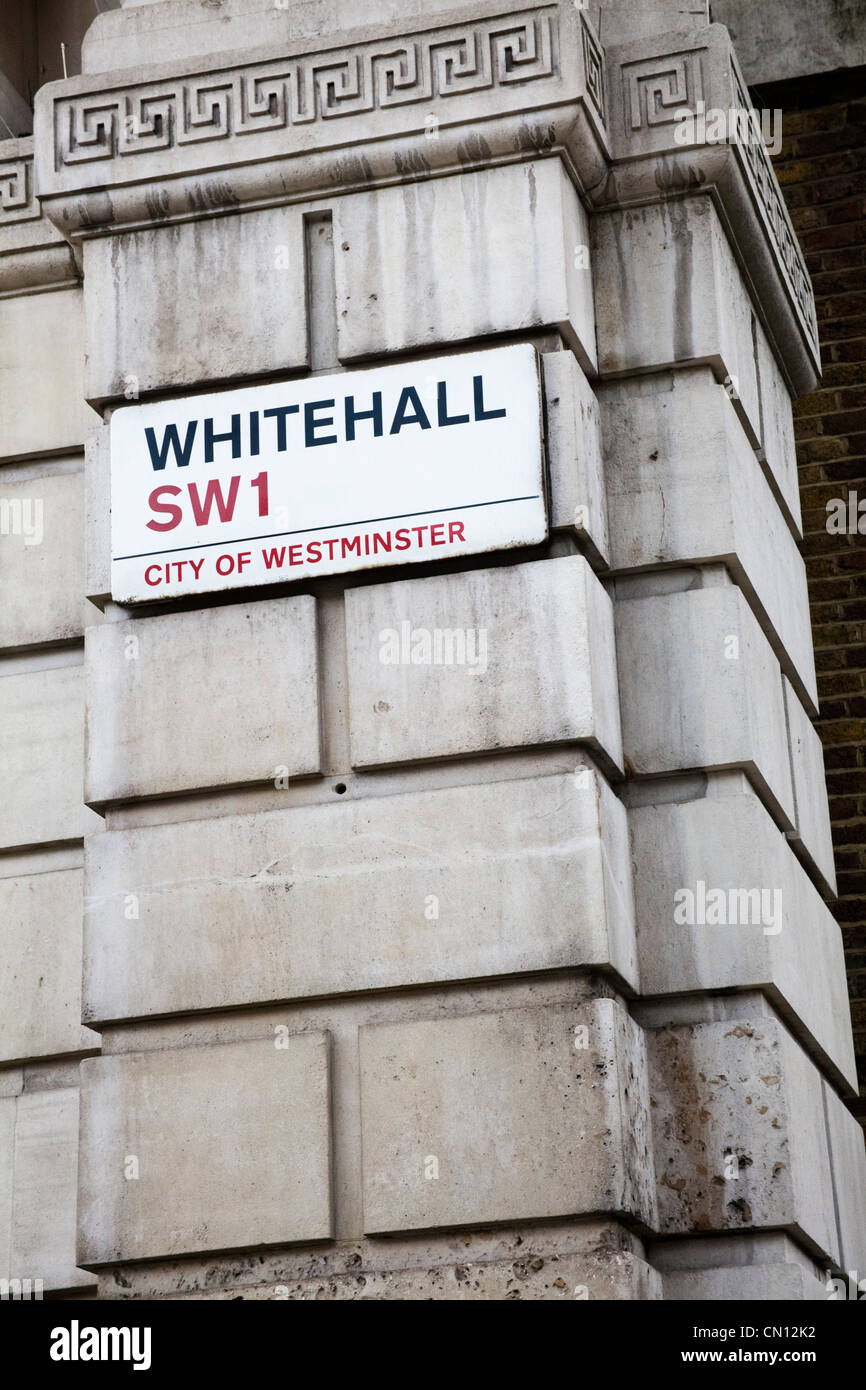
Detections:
[0, 0, 863, 1302]
[767, 66, 866, 1125]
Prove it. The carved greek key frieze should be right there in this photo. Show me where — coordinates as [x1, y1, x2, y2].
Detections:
[624, 51, 704, 131]
[729, 63, 818, 350]
[0, 156, 39, 224]
[580, 17, 605, 125]
[615, 43, 818, 357]
[55, 10, 560, 168]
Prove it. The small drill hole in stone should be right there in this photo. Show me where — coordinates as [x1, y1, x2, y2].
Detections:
[334, 783, 347, 794]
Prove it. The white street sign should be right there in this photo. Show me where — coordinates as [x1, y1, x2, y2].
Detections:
[109, 343, 547, 603]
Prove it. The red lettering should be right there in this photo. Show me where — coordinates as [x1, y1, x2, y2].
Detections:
[146, 485, 183, 532]
[250, 471, 269, 517]
[448, 521, 466, 542]
[188, 476, 240, 526]
[263, 546, 286, 570]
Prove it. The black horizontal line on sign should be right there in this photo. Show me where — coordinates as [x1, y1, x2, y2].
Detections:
[112, 495, 542, 562]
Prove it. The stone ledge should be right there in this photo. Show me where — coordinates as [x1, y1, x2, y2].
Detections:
[71, 1218, 658, 1300]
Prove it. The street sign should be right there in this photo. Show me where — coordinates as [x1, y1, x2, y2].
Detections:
[109, 343, 547, 602]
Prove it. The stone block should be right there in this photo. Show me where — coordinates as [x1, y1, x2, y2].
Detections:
[648, 1016, 839, 1263]
[345, 555, 622, 774]
[78, 1034, 333, 1265]
[542, 350, 609, 568]
[183, 1227, 662, 1300]
[822, 1080, 866, 1276]
[84, 425, 110, 603]
[783, 678, 837, 898]
[333, 160, 596, 370]
[629, 779, 856, 1091]
[82, 207, 309, 403]
[0, 868, 98, 1064]
[0, 1098, 13, 1279]
[0, 288, 96, 461]
[0, 663, 95, 849]
[663, 1263, 826, 1300]
[0, 468, 84, 650]
[84, 597, 321, 805]
[615, 584, 795, 829]
[7, 1088, 93, 1292]
[83, 769, 637, 1023]
[592, 198, 761, 447]
[600, 367, 818, 714]
[359, 998, 656, 1234]
[755, 322, 802, 536]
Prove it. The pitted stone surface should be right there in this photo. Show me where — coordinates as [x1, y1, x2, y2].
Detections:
[359, 998, 656, 1234]
[648, 1016, 838, 1262]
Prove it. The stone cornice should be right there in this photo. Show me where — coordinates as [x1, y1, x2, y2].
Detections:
[0, 139, 79, 297]
[34, 1, 608, 232]
[29, 8, 818, 394]
[595, 24, 819, 394]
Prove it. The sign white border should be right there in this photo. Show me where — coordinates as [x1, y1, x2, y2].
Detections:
[110, 344, 547, 602]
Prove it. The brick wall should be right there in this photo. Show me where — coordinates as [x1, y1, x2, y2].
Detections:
[763, 68, 866, 1123]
